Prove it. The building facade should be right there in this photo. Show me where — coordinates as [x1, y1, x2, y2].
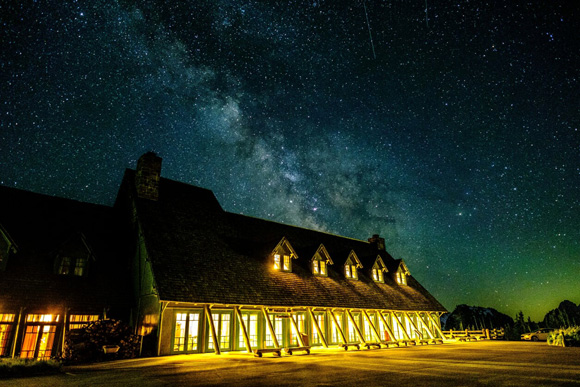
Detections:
[0, 152, 446, 359]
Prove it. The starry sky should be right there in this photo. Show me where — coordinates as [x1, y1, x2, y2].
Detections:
[1, 0, 579, 321]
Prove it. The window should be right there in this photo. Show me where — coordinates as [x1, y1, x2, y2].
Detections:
[0, 314, 15, 356]
[364, 314, 374, 341]
[347, 313, 360, 342]
[330, 313, 343, 344]
[271, 237, 297, 273]
[173, 312, 200, 352]
[207, 312, 232, 351]
[290, 313, 305, 346]
[344, 251, 361, 280]
[345, 264, 358, 279]
[312, 245, 333, 276]
[311, 313, 325, 345]
[238, 313, 258, 349]
[396, 271, 407, 285]
[265, 314, 283, 347]
[69, 314, 99, 330]
[273, 254, 291, 271]
[394, 260, 410, 285]
[21, 314, 59, 360]
[58, 256, 88, 276]
[74, 257, 87, 276]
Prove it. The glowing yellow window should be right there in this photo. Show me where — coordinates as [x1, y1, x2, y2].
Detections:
[313, 260, 319, 274]
[283, 255, 290, 271]
[320, 260, 326, 275]
[69, 314, 99, 330]
[274, 254, 281, 270]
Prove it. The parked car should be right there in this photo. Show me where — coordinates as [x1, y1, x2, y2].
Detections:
[521, 328, 552, 341]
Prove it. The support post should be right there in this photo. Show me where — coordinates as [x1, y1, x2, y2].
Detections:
[288, 313, 305, 347]
[204, 305, 220, 355]
[362, 310, 382, 342]
[11, 307, 24, 359]
[261, 307, 280, 349]
[234, 306, 252, 353]
[377, 310, 397, 342]
[346, 310, 366, 344]
[157, 302, 168, 356]
[329, 310, 347, 344]
[425, 312, 446, 339]
[308, 308, 328, 348]
[414, 312, 435, 339]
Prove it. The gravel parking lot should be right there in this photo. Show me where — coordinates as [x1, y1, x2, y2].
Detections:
[4, 341, 580, 386]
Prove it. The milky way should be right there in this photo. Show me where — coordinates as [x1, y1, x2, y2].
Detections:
[1, 0, 579, 320]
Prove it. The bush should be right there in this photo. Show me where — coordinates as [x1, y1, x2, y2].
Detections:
[547, 326, 580, 347]
[62, 319, 140, 363]
[0, 358, 62, 379]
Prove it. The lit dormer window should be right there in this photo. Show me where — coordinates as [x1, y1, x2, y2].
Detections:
[371, 256, 388, 283]
[271, 237, 298, 272]
[344, 250, 362, 280]
[58, 256, 87, 276]
[394, 260, 410, 286]
[396, 271, 407, 285]
[312, 244, 333, 277]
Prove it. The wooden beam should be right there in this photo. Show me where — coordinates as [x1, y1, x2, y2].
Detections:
[288, 313, 305, 347]
[425, 312, 446, 339]
[346, 310, 366, 344]
[390, 311, 411, 340]
[157, 301, 169, 356]
[204, 305, 220, 355]
[377, 310, 397, 342]
[414, 312, 435, 339]
[307, 308, 328, 348]
[329, 310, 347, 344]
[403, 312, 422, 339]
[362, 310, 382, 342]
[11, 307, 24, 359]
[234, 306, 252, 353]
[261, 307, 280, 349]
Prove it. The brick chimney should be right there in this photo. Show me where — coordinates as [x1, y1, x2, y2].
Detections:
[368, 234, 385, 251]
[135, 152, 162, 201]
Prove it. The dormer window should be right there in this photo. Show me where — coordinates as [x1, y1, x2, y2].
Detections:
[396, 271, 407, 285]
[344, 250, 362, 280]
[394, 260, 410, 286]
[371, 256, 388, 283]
[58, 256, 88, 276]
[271, 237, 298, 273]
[312, 244, 333, 277]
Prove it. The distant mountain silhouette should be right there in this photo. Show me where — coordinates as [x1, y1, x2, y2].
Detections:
[442, 304, 514, 330]
[543, 300, 580, 328]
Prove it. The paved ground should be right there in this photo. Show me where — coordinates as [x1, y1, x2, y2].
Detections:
[4, 341, 580, 386]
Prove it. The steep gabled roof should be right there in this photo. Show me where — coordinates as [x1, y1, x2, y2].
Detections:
[121, 171, 446, 312]
[0, 185, 131, 314]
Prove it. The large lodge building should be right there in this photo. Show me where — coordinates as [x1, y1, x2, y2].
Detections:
[0, 152, 446, 359]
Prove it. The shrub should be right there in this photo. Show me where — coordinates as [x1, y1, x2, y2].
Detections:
[62, 319, 140, 363]
[547, 326, 580, 347]
[0, 358, 62, 379]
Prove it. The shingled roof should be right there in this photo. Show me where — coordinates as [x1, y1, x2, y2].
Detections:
[122, 170, 446, 313]
[0, 185, 131, 315]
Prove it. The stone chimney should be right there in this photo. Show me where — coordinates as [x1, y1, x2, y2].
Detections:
[368, 234, 385, 251]
[135, 152, 162, 201]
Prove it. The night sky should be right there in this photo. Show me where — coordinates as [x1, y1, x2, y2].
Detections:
[1, 1, 579, 321]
